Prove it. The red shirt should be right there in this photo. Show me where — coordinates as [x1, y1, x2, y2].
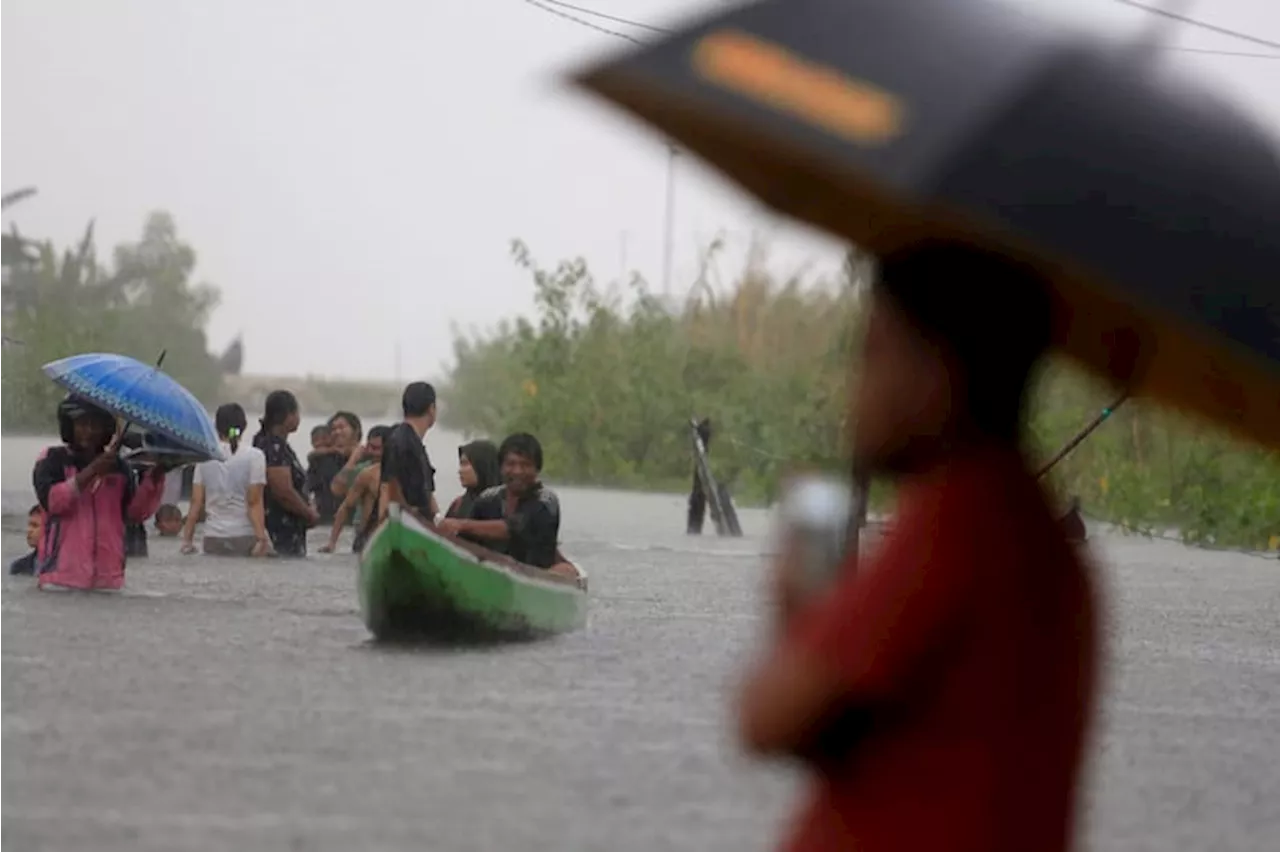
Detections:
[783, 447, 1098, 852]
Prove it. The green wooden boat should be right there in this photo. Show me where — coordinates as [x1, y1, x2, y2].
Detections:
[358, 502, 589, 642]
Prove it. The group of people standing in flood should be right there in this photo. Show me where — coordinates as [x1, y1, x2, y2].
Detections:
[15, 379, 571, 590]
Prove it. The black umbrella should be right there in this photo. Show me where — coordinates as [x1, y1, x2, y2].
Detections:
[571, 0, 1280, 447]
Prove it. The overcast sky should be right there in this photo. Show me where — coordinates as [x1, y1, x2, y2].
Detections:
[4, 0, 1277, 381]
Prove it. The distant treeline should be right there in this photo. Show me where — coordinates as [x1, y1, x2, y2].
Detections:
[443, 238, 1280, 551]
[3, 196, 223, 433]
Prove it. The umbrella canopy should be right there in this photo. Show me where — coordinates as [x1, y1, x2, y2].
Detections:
[43, 353, 223, 461]
[571, 0, 1280, 448]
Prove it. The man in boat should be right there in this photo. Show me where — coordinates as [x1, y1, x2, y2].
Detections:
[735, 241, 1097, 852]
[378, 382, 438, 525]
[437, 432, 575, 579]
[319, 424, 390, 554]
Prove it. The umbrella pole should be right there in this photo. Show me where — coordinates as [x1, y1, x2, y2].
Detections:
[1035, 391, 1130, 481]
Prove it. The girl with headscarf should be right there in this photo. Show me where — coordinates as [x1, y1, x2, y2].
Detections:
[252, 390, 317, 556]
[445, 440, 501, 520]
[31, 395, 167, 591]
[181, 403, 272, 557]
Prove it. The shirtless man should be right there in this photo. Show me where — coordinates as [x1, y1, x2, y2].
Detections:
[319, 425, 390, 554]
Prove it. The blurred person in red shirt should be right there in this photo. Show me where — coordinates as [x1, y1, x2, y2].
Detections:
[736, 240, 1099, 852]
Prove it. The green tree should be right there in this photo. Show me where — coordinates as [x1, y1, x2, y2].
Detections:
[2, 209, 223, 432]
[444, 239, 1280, 551]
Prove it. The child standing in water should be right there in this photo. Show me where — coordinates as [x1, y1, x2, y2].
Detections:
[31, 396, 167, 591]
[8, 506, 44, 576]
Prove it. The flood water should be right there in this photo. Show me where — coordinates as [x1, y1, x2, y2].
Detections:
[3, 428, 1278, 851]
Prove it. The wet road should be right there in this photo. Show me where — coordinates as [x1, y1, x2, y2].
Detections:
[3, 489, 1278, 851]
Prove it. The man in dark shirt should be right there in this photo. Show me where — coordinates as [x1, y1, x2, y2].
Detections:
[378, 382, 438, 522]
[437, 432, 566, 573]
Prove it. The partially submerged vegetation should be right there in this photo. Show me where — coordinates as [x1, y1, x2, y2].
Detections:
[445, 239, 1280, 551]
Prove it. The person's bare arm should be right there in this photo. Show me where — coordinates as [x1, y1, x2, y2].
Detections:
[246, 483, 268, 545]
[330, 448, 367, 498]
[323, 474, 368, 551]
[181, 484, 206, 551]
[266, 466, 314, 520]
[452, 519, 507, 540]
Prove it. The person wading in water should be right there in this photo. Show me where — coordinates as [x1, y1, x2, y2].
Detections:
[181, 403, 271, 557]
[326, 411, 372, 507]
[253, 390, 318, 556]
[320, 424, 390, 555]
[735, 241, 1098, 852]
[31, 396, 168, 591]
[378, 382, 438, 525]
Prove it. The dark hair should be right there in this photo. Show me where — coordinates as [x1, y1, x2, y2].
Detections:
[368, 425, 392, 443]
[875, 240, 1052, 443]
[256, 390, 299, 443]
[310, 424, 330, 441]
[56, 395, 115, 446]
[498, 432, 543, 472]
[329, 411, 363, 441]
[402, 382, 437, 418]
[459, 440, 501, 493]
[155, 504, 183, 524]
[29, 504, 41, 517]
[215, 403, 249, 455]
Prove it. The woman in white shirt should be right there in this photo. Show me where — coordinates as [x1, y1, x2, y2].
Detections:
[180, 403, 271, 557]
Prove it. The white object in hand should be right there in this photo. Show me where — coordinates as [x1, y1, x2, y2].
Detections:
[778, 475, 853, 595]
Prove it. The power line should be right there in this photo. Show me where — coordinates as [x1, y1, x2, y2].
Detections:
[520, 0, 644, 44]
[523, 0, 1280, 59]
[1115, 0, 1280, 51]
[537, 0, 673, 35]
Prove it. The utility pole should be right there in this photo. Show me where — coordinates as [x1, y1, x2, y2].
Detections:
[661, 141, 678, 298]
[394, 340, 402, 384]
[619, 230, 629, 286]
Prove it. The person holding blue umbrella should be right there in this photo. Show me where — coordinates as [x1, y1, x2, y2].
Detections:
[31, 396, 170, 592]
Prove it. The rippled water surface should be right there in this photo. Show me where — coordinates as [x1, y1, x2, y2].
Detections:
[3, 432, 1278, 851]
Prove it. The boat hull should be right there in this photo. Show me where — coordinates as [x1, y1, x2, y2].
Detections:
[358, 504, 589, 642]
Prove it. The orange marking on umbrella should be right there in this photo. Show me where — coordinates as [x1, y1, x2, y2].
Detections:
[692, 29, 904, 145]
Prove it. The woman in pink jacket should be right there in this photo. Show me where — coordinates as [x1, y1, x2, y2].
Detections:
[32, 396, 167, 592]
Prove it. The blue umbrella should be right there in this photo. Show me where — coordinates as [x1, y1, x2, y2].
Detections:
[42, 352, 223, 461]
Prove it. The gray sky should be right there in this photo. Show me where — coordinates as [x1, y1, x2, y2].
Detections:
[4, 0, 1277, 381]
